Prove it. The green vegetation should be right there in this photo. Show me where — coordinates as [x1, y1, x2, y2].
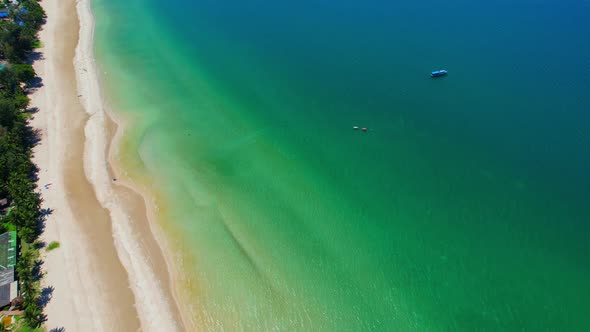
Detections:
[45, 241, 59, 251]
[0, 12, 42, 62]
[0, 0, 46, 62]
[0, 1, 46, 331]
[10, 318, 43, 332]
[11, 64, 36, 83]
[14, 327, 41, 332]
[15, 249, 43, 328]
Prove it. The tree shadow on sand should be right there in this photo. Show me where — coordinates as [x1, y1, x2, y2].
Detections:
[32, 258, 45, 282]
[25, 51, 45, 65]
[34, 240, 46, 250]
[26, 76, 43, 91]
[38, 286, 54, 309]
[23, 125, 42, 149]
[25, 106, 40, 114]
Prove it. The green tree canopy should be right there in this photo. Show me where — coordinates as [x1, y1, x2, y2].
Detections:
[11, 63, 36, 83]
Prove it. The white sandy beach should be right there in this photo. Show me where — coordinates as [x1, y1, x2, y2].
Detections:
[29, 0, 185, 330]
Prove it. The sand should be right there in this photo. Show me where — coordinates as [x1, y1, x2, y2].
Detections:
[29, 0, 186, 330]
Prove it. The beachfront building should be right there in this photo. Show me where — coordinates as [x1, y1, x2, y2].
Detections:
[0, 231, 17, 308]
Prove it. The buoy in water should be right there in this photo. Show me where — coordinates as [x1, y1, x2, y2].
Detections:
[353, 126, 359, 130]
[361, 127, 367, 131]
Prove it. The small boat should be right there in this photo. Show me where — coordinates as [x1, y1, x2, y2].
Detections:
[431, 69, 447, 77]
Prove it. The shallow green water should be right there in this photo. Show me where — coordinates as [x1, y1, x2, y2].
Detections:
[93, 0, 590, 330]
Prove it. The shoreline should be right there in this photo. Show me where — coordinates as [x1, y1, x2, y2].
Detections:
[105, 111, 195, 331]
[29, 0, 188, 330]
[76, 0, 193, 329]
[74, 0, 184, 330]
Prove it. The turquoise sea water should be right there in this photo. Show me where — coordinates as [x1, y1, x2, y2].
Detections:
[94, 0, 590, 330]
